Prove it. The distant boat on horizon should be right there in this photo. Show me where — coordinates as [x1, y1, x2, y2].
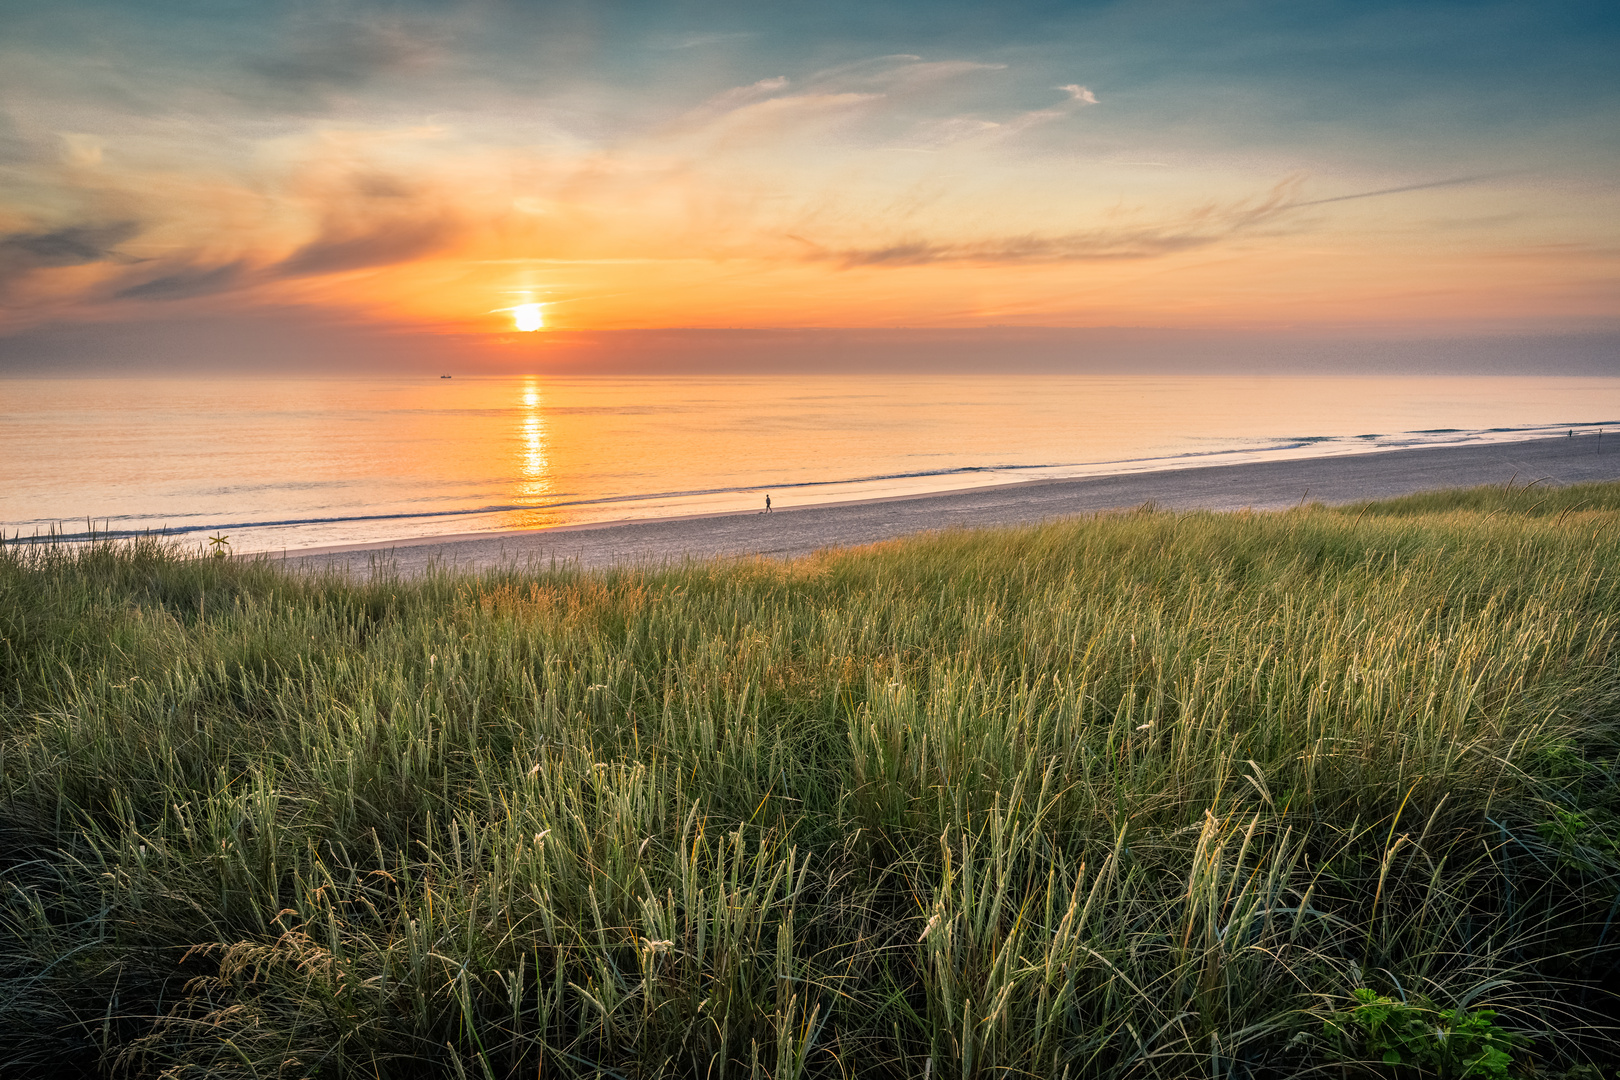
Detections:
[440, 374, 452, 379]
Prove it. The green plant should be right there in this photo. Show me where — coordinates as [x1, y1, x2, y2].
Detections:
[206, 532, 230, 558]
[2, 485, 1617, 1076]
[1324, 988, 1530, 1077]
[1538, 807, 1620, 874]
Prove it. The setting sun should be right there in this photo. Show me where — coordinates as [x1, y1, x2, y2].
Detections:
[514, 304, 543, 332]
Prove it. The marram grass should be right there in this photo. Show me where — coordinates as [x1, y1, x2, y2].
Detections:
[2, 482, 1619, 1078]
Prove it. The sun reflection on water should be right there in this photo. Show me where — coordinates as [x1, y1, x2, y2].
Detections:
[508, 377, 562, 529]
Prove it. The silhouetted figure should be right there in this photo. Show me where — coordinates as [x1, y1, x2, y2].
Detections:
[765, 494, 772, 513]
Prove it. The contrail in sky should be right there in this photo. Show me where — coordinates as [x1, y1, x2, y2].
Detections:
[1289, 174, 1504, 207]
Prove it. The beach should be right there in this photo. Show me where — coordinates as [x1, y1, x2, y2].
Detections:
[15, 430, 1620, 1077]
[282, 432, 1617, 575]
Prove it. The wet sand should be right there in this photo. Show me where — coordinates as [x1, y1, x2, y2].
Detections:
[281, 435, 1617, 576]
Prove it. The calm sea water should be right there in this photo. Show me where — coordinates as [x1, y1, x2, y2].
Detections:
[4, 374, 1618, 553]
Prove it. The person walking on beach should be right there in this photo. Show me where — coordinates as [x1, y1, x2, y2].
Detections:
[765, 494, 772, 513]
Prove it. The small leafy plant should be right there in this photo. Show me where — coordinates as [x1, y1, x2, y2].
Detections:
[1323, 988, 1529, 1077]
[206, 532, 230, 558]
[1538, 806, 1620, 874]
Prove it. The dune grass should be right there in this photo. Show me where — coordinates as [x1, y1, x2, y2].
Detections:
[2, 481, 1619, 1078]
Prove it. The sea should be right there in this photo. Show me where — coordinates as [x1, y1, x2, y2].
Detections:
[4, 374, 1618, 554]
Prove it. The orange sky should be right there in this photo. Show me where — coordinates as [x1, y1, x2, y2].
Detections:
[1, 2, 1617, 369]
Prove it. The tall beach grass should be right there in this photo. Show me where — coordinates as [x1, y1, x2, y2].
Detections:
[2, 481, 1618, 1077]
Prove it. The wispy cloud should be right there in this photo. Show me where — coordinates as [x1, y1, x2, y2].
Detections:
[895, 116, 1002, 151]
[894, 81, 1099, 150]
[679, 76, 792, 124]
[248, 19, 441, 93]
[275, 217, 458, 278]
[647, 31, 757, 51]
[0, 221, 140, 267]
[674, 56, 1016, 150]
[677, 85, 885, 143]
[995, 83, 1100, 137]
[1288, 174, 1497, 207]
[0, 220, 141, 292]
[0, 0, 1603, 342]
[264, 161, 464, 277]
[794, 177, 1304, 267]
[667, 75, 882, 144]
[113, 260, 249, 301]
[803, 55, 1004, 91]
[789, 173, 1504, 269]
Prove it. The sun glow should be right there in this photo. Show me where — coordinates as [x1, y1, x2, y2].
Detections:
[514, 304, 544, 332]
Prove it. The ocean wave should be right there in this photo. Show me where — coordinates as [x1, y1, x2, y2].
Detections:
[12, 421, 1612, 545]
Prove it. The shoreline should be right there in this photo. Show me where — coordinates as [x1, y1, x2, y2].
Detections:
[280, 434, 1618, 575]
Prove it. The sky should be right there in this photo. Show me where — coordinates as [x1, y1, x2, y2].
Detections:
[1, 0, 1617, 373]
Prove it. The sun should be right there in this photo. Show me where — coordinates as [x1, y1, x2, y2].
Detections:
[513, 304, 543, 332]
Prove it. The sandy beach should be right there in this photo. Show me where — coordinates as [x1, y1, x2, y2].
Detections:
[281, 434, 1618, 576]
